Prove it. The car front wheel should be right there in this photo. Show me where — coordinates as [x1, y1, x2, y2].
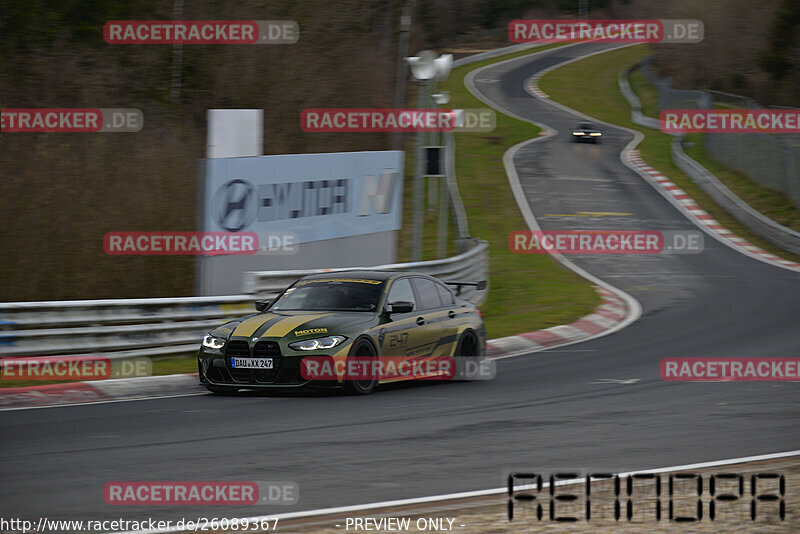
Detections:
[343, 338, 378, 395]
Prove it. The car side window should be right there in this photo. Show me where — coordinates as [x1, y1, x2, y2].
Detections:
[387, 278, 416, 310]
[411, 277, 443, 310]
[435, 283, 455, 306]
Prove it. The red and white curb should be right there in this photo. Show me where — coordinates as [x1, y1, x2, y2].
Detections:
[465, 43, 643, 361]
[486, 286, 628, 359]
[625, 150, 800, 272]
[0, 382, 108, 408]
[0, 45, 641, 412]
[528, 73, 548, 98]
[1, 287, 632, 410]
[526, 46, 800, 273]
[0, 374, 202, 410]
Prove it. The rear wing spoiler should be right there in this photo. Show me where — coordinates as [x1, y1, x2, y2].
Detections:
[443, 279, 487, 296]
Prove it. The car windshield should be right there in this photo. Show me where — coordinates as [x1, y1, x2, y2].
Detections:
[578, 122, 595, 129]
[270, 278, 384, 311]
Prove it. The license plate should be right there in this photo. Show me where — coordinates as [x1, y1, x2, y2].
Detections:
[231, 357, 273, 369]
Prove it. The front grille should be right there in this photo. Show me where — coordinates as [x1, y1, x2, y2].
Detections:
[226, 340, 250, 358]
[222, 340, 283, 384]
[226, 340, 252, 382]
[253, 340, 280, 357]
[254, 340, 281, 382]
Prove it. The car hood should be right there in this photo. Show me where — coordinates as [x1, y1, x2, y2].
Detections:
[210, 310, 377, 341]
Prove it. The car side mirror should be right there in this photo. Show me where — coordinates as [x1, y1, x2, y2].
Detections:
[255, 299, 272, 312]
[476, 280, 487, 290]
[386, 301, 414, 314]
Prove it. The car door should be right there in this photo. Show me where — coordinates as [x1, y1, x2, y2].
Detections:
[409, 276, 454, 358]
[432, 280, 462, 355]
[380, 277, 426, 360]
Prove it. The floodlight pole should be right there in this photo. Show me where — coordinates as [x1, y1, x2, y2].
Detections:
[412, 79, 427, 261]
[408, 51, 452, 262]
[437, 137, 449, 259]
[427, 82, 439, 211]
[432, 91, 450, 259]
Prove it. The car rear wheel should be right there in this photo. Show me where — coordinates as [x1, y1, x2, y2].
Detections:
[454, 330, 481, 381]
[343, 338, 378, 395]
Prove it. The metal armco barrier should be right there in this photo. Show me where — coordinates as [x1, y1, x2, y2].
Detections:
[241, 239, 489, 304]
[618, 64, 660, 130]
[0, 296, 255, 358]
[0, 240, 489, 359]
[672, 139, 800, 256]
[620, 59, 800, 256]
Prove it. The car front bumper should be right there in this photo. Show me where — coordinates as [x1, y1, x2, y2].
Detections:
[197, 337, 355, 389]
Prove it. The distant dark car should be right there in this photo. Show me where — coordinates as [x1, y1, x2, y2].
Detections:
[571, 121, 603, 143]
[198, 270, 487, 395]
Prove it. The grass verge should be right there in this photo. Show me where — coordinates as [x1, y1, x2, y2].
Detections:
[539, 45, 800, 264]
[398, 43, 601, 338]
[628, 67, 659, 119]
[630, 66, 800, 234]
[0, 354, 198, 388]
[1, 44, 603, 389]
[683, 136, 800, 234]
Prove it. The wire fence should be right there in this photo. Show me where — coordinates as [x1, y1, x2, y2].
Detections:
[639, 59, 800, 208]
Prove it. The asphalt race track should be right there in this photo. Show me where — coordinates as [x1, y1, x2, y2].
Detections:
[2, 42, 798, 524]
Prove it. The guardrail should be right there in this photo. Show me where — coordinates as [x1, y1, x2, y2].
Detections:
[619, 59, 800, 257]
[241, 239, 489, 303]
[0, 43, 546, 363]
[0, 240, 489, 359]
[451, 42, 546, 68]
[0, 296, 254, 358]
[672, 138, 800, 256]
[618, 63, 660, 130]
[1, 43, 503, 362]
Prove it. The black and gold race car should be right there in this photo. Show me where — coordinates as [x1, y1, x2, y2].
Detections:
[198, 270, 488, 394]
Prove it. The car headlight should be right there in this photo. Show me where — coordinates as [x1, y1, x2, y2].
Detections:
[202, 334, 226, 350]
[572, 131, 583, 135]
[289, 335, 346, 351]
[590, 132, 602, 136]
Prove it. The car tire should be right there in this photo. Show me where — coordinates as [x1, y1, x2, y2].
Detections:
[343, 338, 378, 395]
[204, 384, 239, 395]
[454, 330, 481, 381]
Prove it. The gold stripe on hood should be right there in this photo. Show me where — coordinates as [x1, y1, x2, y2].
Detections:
[262, 314, 332, 338]
[232, 314, 279, 337]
